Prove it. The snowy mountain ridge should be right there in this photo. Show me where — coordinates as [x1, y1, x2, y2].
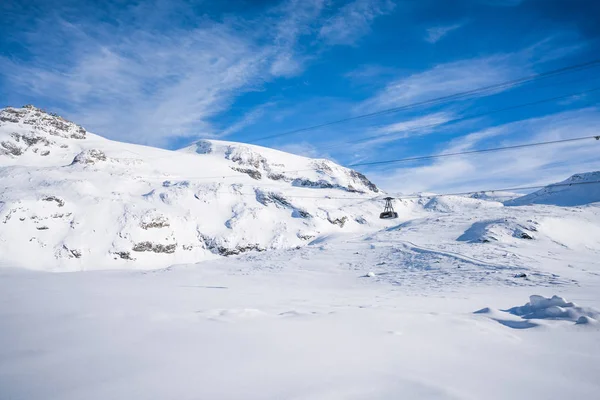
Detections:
[1, 105, 599, 272]
[505, 171, 600, 206]
[0, 105, 388, 271]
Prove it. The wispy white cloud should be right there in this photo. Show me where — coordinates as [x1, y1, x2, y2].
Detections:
[368, 107, 600, 194]
[0, 0, 391, 147]
[377, 112, 455, 136]
[218, 103, 276, 138]
[269, 0, 326, 77]
[424, 23, 464, 44]
[344, 112, 456, 150]
[357, 37, 586, 114]
[318, 0, 395, 45]
[359, 54, 524, 112]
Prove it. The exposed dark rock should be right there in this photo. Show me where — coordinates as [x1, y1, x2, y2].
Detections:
[354, 216, 367, 224]
[231, 167, 262, 180]
[216, 244, 265, 256]
[0, 141, 23, 156]
[115, 251, 134, 260]
[292, 178, 335, 189]
[140, 216, 170, 230]
[520, 232, 534, 240]
[10, 132, 52, 147]
[312, 160, 333, 174]
[51, 213, 72, 218]
[256, 190, 311, 218]
[162, 180, 190, 188]
[40, 150, 50, 156]
[328, 216, 349, 227]
[62, 245, 82, 258]
[36, 226, 49, 230]
[266, 172, 290, 181]
[42, 196, 65, 207]
[226, 147, 268, 169]
[514, 272, 528, 278]
[194, 141, 213, 154]
[199, 233, 265, 256]
[72, 149, 107, 165]
[1, 105, 87, 139]
[349, 170, 379, 193]
[256, 191, 291, 207]
[132, 241, 177, 253]
[292, 209, 311, 219]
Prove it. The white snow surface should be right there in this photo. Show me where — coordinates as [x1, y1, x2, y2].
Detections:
[2, 105, 600, 399]
[505, 171, 600, 206]
[0, 105, 387, 271]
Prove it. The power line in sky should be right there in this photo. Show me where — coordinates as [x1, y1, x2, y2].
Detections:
[177, 133, 599, 180]
[247, 58, 600, 143]
[347, 135, 600, 167]
[318, 87, 600, 151]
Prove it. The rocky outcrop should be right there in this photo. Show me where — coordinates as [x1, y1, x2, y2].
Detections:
[328, 216, 349, 227]
[0, 105, 86, 139]
[139, 215, 170, 230]
[349, 170, 379, 193]
[132, 241, 177, 254]
[72, 149, 107, 165]
[231, 167, 262, 180]
[42, 196, 65, 207]
[0, 141, 23, 156]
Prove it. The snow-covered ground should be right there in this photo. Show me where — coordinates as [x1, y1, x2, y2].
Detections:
[2, 228, 600, 399]
[2, 105, 600, 399]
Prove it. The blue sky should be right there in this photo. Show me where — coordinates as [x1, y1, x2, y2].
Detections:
[1, 0, 600, 193]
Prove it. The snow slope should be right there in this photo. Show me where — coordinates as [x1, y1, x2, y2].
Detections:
[1, 226, 600, 399]
[0, 105, 394, 271]
[505, 171, 600, 206]
[2, 107, 600, 398]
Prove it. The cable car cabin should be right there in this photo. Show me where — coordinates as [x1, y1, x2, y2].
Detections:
[380, 197, 398, 219]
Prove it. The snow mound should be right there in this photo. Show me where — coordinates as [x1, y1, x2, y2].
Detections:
[505, 172, 600, 206]
[507, 295, 600, 324]
[71, 149, 108, 165]
[421, 195, 503, 213]
[457, 218, 537, 243]
[475, 295, 600, 328]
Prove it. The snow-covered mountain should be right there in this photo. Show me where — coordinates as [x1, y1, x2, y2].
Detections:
[2, 105, 599, 272]
[505, 171, 600, 206]
[0, 105, 389, 271]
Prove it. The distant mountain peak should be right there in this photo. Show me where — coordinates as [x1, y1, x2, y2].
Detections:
[505, 171, 600, 207]
[0, 105, 88, 160]
[1, 105, 87, 140]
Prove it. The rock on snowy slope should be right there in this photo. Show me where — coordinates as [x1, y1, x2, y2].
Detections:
[505, 172, 600, 207]
[0, 105, 387, 271]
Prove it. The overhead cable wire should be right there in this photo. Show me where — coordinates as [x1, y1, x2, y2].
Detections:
[247, 58, 600, 143]
[319, 88, 600, 151]
[165, 133, 599, 181]
[347, 135, 600, 167]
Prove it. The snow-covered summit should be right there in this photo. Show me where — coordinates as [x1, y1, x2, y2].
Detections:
[180, 139, 379, 193]
[505, 172, 600, 207]
[0, 105, 387, 271]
